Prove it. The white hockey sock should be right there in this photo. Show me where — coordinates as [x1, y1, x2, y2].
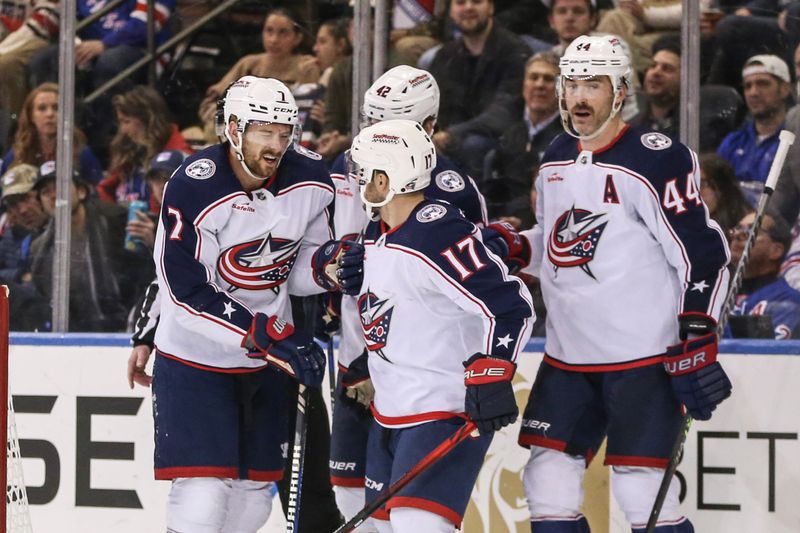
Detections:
[524, 446, 586, 519]
[390, 507, 454, 533]
[334, 485, 379, 532]
[166, 477, 232, 533]
[220, 480, 274, 533]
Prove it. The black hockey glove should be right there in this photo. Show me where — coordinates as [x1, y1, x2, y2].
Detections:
[481, 222, 531, 275]
[463, 353, 518, 434]
[312, 239, 365, 295]
[340, 350, 374, 409]
[664, 313, 732, 421]
[243, 313, 326, 388]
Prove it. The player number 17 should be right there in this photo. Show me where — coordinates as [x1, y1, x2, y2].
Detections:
[441, 236, 487, 281]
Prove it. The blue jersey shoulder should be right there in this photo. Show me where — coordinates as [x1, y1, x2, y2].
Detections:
[386, 200, 476, 256]
[272, 146, 334, 194]
[427, 153, 485, 224]
[163, 144, 243, 221]
[595, 126, 695, 186]
[541, 132, 578, 164]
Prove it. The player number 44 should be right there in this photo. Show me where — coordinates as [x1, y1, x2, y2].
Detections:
[441, 236, 487, 281]
[662, 174, 702, 214]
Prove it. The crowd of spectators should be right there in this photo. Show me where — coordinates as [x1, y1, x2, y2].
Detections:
[0, 0, 799, 339]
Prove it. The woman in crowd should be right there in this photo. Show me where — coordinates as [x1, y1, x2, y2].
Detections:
[2, 83, 103, 185]
[700, 153, 751, 235]
[197, 8, 320, 141]
[96, 85, 190, 213]
[312, 17, 351, 86]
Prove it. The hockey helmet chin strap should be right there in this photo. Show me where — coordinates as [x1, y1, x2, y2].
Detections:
[225, 121, 291, 182]
[359, 169, 396, 211]
[559, 76, 626, 143]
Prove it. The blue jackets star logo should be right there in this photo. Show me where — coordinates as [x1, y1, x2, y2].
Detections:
[547, 206, 608, 279]
[358, 289, 395, 363]
[217, 233, 300, 292]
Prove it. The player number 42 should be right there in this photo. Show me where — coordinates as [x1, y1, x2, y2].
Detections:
[441, 236, 487, 281]
[662, 174, 702, 214]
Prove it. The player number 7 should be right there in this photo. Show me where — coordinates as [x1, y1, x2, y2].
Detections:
[441, 236, 487, 281]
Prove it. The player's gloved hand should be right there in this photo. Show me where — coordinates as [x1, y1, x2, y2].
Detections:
[340, 350, 374, 409]
[481, 222, 531, 275]
[664, 313, 732, 421]
[242, 313, 326, 388]
[463, 353, 518, 434]
[312, 239, 365, 295]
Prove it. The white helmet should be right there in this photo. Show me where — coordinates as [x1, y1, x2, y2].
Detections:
[557, 35, 631, 141]
[363, 66, 440, 126]
[222, 76, 299, 180]
[349, 119, 436, 210]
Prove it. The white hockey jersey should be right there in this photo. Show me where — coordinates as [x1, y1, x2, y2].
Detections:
[153, 144, 334, 370]
[523, 126, 730, 369]
[361, 200, 533, 428]
[330, 151, 489, 368]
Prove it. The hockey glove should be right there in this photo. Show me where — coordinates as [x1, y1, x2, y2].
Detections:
[481, 222, 531, 275]
[312, 239, 365, 295]
[463, 353, 518, 434]
[664, 330, 732, 421]
[243, 313, 326, 388]
[340, 350, 374, 409]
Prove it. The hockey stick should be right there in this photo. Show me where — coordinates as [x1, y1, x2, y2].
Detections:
[644, 130, 796, 533]
[327, 336, 336, 413]
[333, 419, 478, 533]
[285, 383, 310, 533]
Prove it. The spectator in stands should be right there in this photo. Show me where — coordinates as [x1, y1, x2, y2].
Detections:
[727, 211, 800, 339]
[1, 83, 103, 185]
[428, 0, 531, 182]
[125, 149, 184, 252]
[312, 17, 351, 87]
[97, 85, 190, 212]
[30, 160, 151, 332]
[707, 1, 800, 88]
[632, 34, 681, 138]
[700, 153, 752, 235]
[772, 44, 800, 226]
[0, 0, 58, 117]
[487, 52, 561, 227]
[198, 8, 320, 142]
[596, 0, 681, 75]
[718, 54, 792, 205]
[548, 0, 598, 56]
[0, 165, 50, 331]
[29, 0, 176, 157]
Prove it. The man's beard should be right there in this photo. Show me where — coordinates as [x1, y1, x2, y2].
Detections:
[458, 16, 490, 37]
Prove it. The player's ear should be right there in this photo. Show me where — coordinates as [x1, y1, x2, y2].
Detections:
[227, 119, 240, 144]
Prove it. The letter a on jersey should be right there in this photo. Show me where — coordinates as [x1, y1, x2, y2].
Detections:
[603, 174, 620, 204]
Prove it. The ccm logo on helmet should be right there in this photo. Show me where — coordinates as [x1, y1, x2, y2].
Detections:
[274, 107, 294, 113]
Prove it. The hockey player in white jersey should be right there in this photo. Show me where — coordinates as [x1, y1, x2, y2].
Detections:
[345, 119, 534, 533]
[145, 75, 362, 533]
[516, 36, 733, 533]
[328, 65, 493, 530]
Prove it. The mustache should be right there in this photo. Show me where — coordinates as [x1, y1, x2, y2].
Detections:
[570, 105, 594, 113]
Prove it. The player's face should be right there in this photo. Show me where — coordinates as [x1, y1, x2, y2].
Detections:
[361, 170, 388, 205]
[563, 76, 615, 136]
[523, 61, 559, 116]
[262, 13, 302, 58]
[450, 0, 494, 37]
[31, 91, 58, 138]
[644, 50, 680, 105]
[549, 0, 595, 43]
[743, 73, 789, 120]
[241, 122, 293, 177]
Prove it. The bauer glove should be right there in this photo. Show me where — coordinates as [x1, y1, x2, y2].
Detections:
[463, 353, 518, 434]
[664, 313, 732, 420]
[481, 222, 531, 275]
[312, 239, 365, 295]
[340, 350, 374, 409]
[243, 313, 326, 388]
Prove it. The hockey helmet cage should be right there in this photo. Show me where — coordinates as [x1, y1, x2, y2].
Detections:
[349, 119, 437, 209]
[363, 66, 440, 126]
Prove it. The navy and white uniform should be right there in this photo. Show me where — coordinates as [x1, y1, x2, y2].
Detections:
[518, 126, 730, 464]
[152, 143, 334, 481]
[328, 152, 489, 489]
[360, 199, 533, 524]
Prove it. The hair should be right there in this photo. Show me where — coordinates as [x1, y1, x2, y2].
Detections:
[319, 17, 353, 56]
[548, 0, 596, 15]
[11, 82, 86, 168]
[110, 86, 173, 178]
[651, 34, 682, 58]
[525, 51, 560, 72]
[763, 210, 792, 256]
[699, 153, 751, 234]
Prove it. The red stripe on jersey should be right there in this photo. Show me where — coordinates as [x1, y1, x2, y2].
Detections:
[371, 405, 465, 427]
[578, 124, 630, 154]
[517, 434, 568, 452]
[156, 349, 266, 374]
[246, 468, 284, 481]
[276, 181, 335, 197]
[387, 496, 463, 527]
[543, 353, 664, 373]
[604, 454, 669, 468]
[330, 476, 365, 487]
[155, 466, 238, 479]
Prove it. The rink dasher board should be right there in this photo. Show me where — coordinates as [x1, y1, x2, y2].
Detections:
[7, 335, 800, 533]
